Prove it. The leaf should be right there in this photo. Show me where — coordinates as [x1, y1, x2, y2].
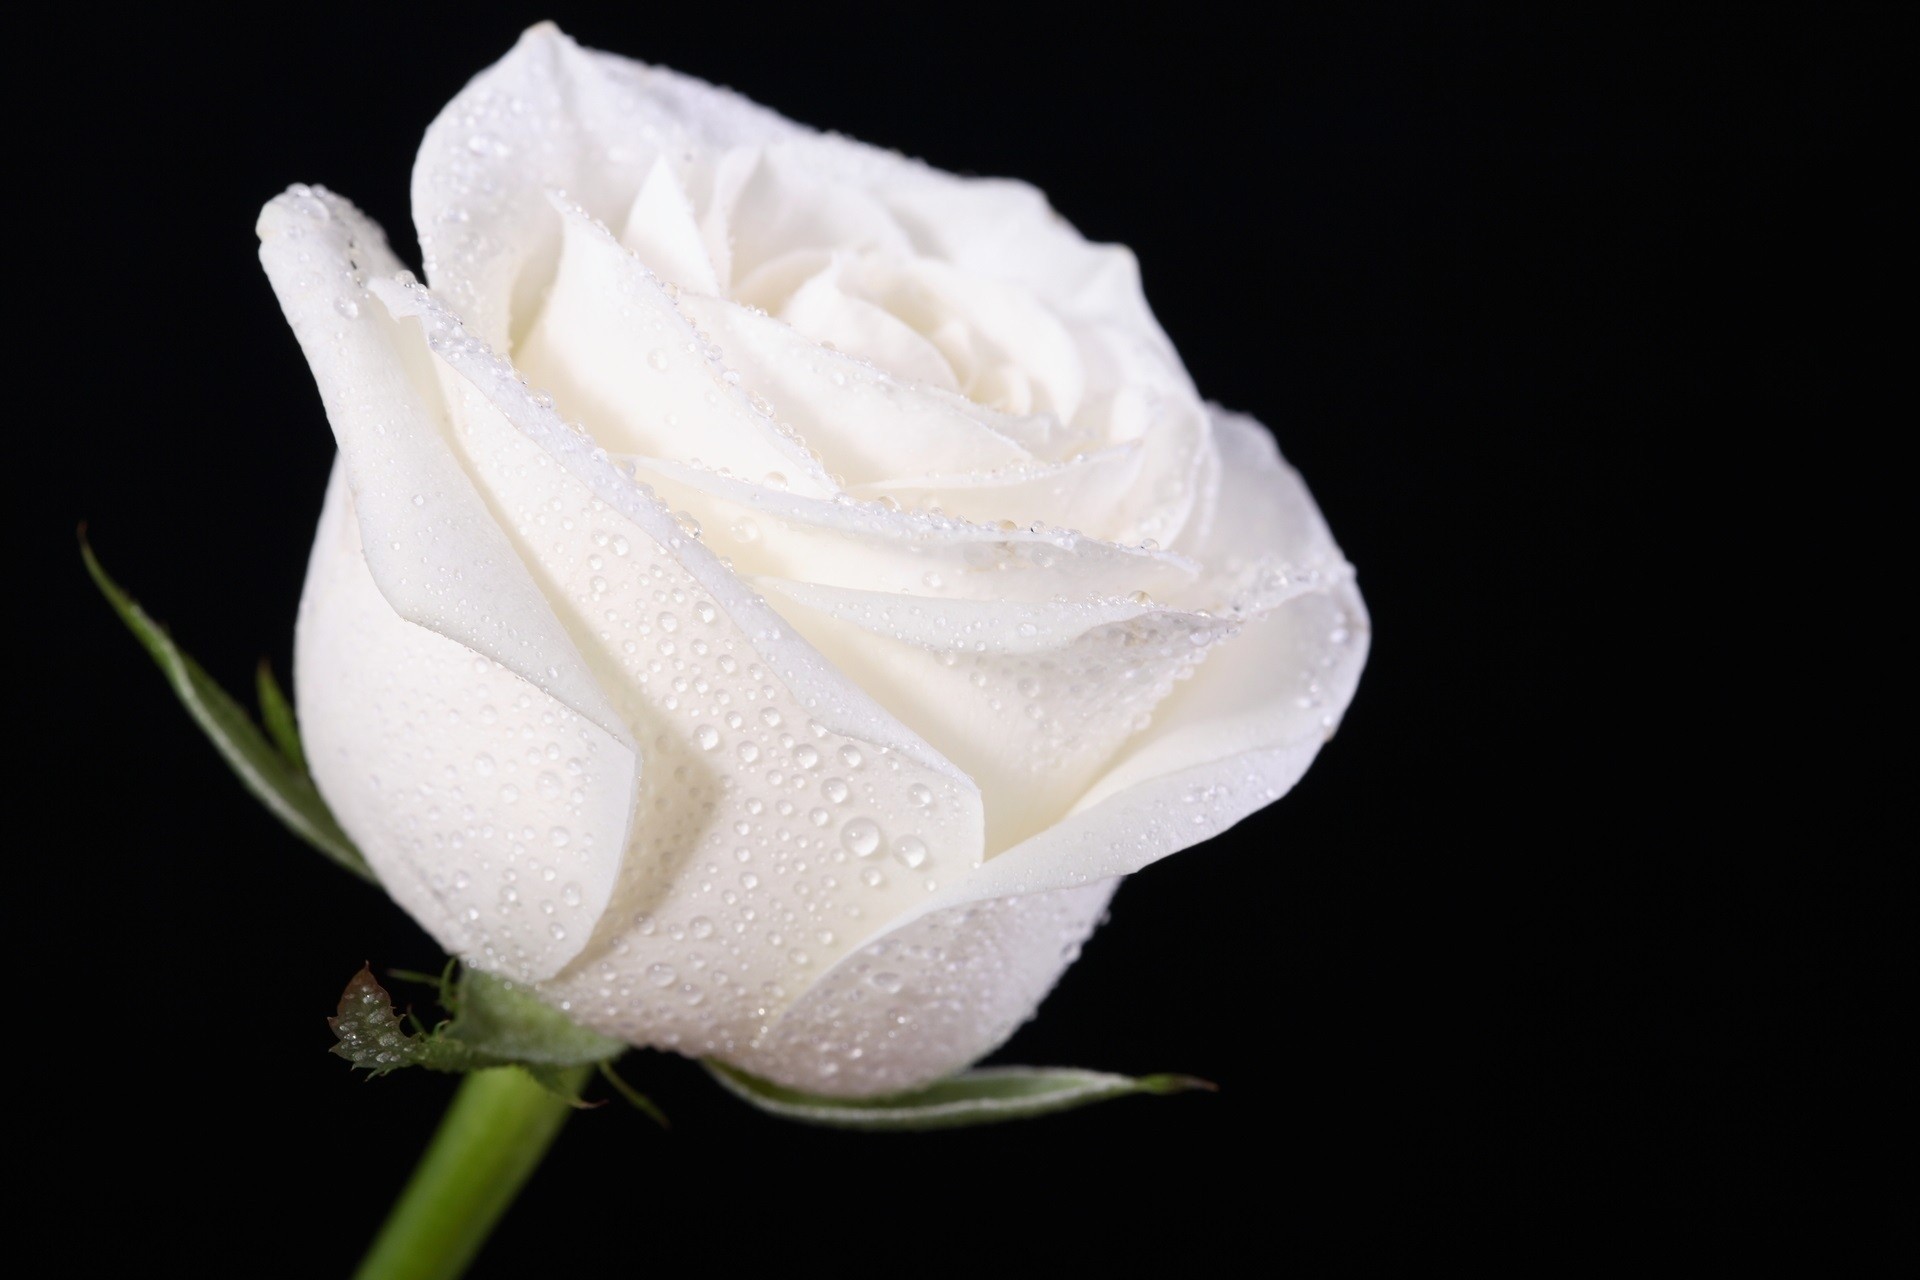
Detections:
[80, 532, 372, 882]
[328, 966, 480, 1076]
[327, 965, 632, 1109]
[704, 1062, 1216, 1131]
[255, 660, 306, 770]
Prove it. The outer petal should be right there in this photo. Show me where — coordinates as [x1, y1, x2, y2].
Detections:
[297, 464, 636, 981]
[412, 23, 800, 347]
[758, 583, 1241, 852]
[727, 879, 1119, 1096]
[260, 185, 636, 983]
[903, 408, 1368, 912]
[256, 186, 626, 745]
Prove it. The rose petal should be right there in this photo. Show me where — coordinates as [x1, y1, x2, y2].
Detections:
[726, 879, 1118, 1096]
[772, 261, 963, 393]
[619, 158, 723, 294]
[907, 411, 1369, 906]
[757, 581, 1244, 851]
[676, 288, 1056, 485]
[513, 198, 836, 495]
[256, 186, 628, 746]
[708, 144, 916, 287]
[882, 176, 1185, 380]
[1172, 407, 1347, 571]
[844, 443, 1146, 532]
[833, 254, 1087, 422]
[298, 464, 636, 981]
[626, 454, 1205, 602]
[411, 23, 800, 347]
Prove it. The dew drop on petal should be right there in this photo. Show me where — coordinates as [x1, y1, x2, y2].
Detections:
[841, 818, 882, 857]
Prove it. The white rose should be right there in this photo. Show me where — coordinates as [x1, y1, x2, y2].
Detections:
[257, 23, 1367, 1096]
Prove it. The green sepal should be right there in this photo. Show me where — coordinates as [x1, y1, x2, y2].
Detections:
[80, 533, 372, 882]
[442, 971, 627, 1068]
[704, 1061, 1216, 1131]
[255, 660, 306, 771]
[597, 1061, 671, 1128]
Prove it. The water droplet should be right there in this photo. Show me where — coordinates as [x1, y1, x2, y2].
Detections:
[841, 818, 882, 857]
[908, 783, 933, 808]
[737, 742, 761, 764]
[838, 745, 863, 769]
[891, 835, 929, 869]
[648, 348, 670, 372]
[690, 916, 715, 939]
[549, 826, 571, 847]
[822, 778, 850, 804]
[473, 754, 496, 777]
[694, 725, 720, 751]
[647, 963, 677, 988]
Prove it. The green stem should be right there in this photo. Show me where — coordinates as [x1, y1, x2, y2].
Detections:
[353, 1066, 586, 1280]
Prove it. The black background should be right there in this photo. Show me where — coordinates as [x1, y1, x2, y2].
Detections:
[15, 4, 1897, 1268]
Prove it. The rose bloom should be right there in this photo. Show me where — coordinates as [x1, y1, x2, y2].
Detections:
[259, 24, 1367, 1095]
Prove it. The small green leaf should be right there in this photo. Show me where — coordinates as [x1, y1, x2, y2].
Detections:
[443, 971, 627, 1067]
[328, 966, 479, 1076]
[80, 533, 371, 882]
[704, 1062, 1216, 1131]
[255, 660, 306, 771]
[328, 964, 631, 1105]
